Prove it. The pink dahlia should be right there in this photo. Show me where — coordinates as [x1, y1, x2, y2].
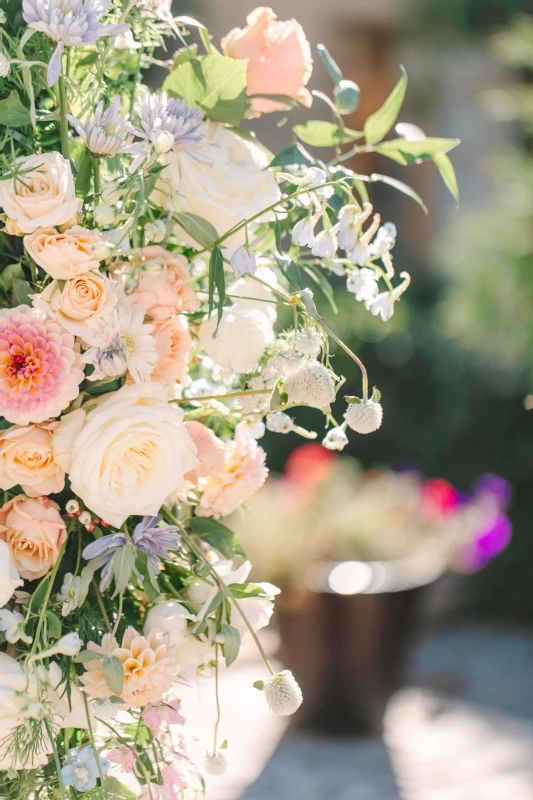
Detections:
[0, 306, 84, 425]
[196, 430, 268, 519]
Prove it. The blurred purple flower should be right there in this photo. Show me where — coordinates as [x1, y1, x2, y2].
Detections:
[82, 517, 180, 591]
[22, 0, 129, 85]
[462, 512, 512, 572]
[474, 473, 513, 509]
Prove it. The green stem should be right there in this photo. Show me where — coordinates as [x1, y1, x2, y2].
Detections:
[29, 542, 66, 658]
[172, 387, 272, 405]
[82, 693, 107, 800]
[213, 643, 221, 753]
[93, 157, 101, 203]
[57, 74, 70, 160]
[92, 579, 112, 632]
[44, 717, 68, 800]
[320, 322, 369, 400]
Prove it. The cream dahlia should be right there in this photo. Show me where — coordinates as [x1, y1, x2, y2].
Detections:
[80, 627, 177, 709]
[0, 306, 84, 425]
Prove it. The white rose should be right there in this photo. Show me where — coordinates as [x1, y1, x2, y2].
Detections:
[228, 265, 280, 324]
[32, 271, 118, 341]
[144, 601, 214, 677]
[52, 383, 199, 527]
[199, 306, 274, 374]
[0, 541, 22, 609]
[0, 152, 82, 234]
[229, 583, 279, 640]
[157, 122, 281, 256]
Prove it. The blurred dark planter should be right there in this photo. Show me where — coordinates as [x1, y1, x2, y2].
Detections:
[275, 556, 441, 735]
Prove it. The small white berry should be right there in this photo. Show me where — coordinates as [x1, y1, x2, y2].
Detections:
[266, 412, 294, 434]
[203, 751, 229, 775]
[263, 670, 303, 716]
[79, 511, 92, 525]
[345, 400, 383, 434]
[66, 499, 80, 514]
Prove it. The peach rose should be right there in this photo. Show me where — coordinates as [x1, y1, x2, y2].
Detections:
[184, 421, 225, 484]
[222, 7, 313, 115]
[24, 226, 105, 280]
[0, 495, 67, 580]
[0, 152, 82, 234]
[32, 272, 118, 341]
[152, 315, 193, 384]
[134, 246, 200, 321]
[0, 422, 65, 497]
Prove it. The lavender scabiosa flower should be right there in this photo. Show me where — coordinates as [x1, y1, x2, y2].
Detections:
[134, 91, 208, 162]
[82, 531, 127, 591]
[67, 97, 141, 157]
[22, 0, 129, 86]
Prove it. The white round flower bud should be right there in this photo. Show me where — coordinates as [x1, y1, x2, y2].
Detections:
[203, 752, 229, 775]
[266, 412, 294, 434]
[322, 426, 349, 451]
[91, 240, 115, 261]
[66, 499, 80, 514]
[264, 670, 303, 716]
[93, 205, 117, 227]
[144, 219, 167, 243]
[154, 130, 175, 155]
[140, 258, 165, 275]
[0, 52, 10, 79]
[79, 511, 92, 525]
[334, 79, 360, 115]
[345, 400, 383, 434]
[283, 360, 336, 410]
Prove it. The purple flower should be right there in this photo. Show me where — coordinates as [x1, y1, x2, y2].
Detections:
[134, 92, 209, 162]
[82, 516, 180, 591]
[474, 473, 513, 510]
[462, 512, 513, 572]
[22, 0, 129, 86]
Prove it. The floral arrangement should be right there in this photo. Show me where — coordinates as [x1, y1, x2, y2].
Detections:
[231, 444, 513, 590]
[0, 2, 459, 797]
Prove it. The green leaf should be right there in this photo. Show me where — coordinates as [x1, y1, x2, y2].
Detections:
[0, 91, 31, 128]
[100, 777, 138, 800]
[279, 259, 303, 291]
[274, 218, 283, 255]
[0, 263, 24, 293]
[163, 55, 248, 126]
[28, 575, 51, 615]
[303, 265, 338, 314]
[175, 211, 218, 250]
[317, 44, 343, 85]
[189, 517, 243, 558]
[227, 583, 269, 599]
[112, 543, 136, 597]
[220, 624, 241, 668]
[135, 551, 161, 603]
[294, 121, 362, 148]
[12, 278, 33, 306]
[268, 142, 314, 168]
[352, 178, 369, 204]
[78, 558, 100, 605]
[369, 173, 428, 214]
[364, 68, 408, 145]
[75, 150, 93, 196]
[253, 680, 264, 691]
[74, 649, 102, 664]
[433, 152, 459, 202]
[208, 245, 225, 323]
[45, 610, 62, 640]
[374, 137, 460, 166]
[102, 655, 124, 697]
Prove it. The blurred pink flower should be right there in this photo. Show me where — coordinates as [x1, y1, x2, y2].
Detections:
[107, 747, 136, 774]
[141, 699, 185, 732]
[184, 421, 225, 484]
[196, 430, 267, 518]
[222, 7, 313, 115]
[0, 306, 84, 425]
[135, 247, 200, 321]
[420, 478, 459, 520]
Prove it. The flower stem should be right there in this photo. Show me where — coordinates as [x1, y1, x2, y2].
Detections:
[44, 718, 68, 800]
[213, 643, 221, 753]
[92, 578, 112, 632]
[172, 387, 272, 405]
[321, 321, 369, 400]
[93, 156, 101, 203]
[57, 74, 70, 160]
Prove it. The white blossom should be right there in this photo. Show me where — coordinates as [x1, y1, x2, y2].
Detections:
[263, 670, 303, 716]
[67, 97, 139, 157]
[230, 244, 257, 277]
[345, 400, 383, 434]
[346, 268, 379, 304]
[312, 227, 338, 258]
[294, 328, 322, 358]
[292, 216, 317, 248]
[337, 202, 373, 253]
[203, 752, 229, 775]
[366, 271, 411, 322]
[266, 412, 295, 434]
[144, 219, 167, 243]
[322, 426, 349, 451]
[0, 609, 32, 645]
[0, 52, 10, 79]
[93, 205, 117, 227]
[283, 359, 336, 410]
[57, 573, 81, 617]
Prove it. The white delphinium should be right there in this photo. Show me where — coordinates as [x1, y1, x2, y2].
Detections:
[67, 97, 138, 157]
[346, 268, 379, 305]
[22, 0, 129, 85]
[203, 751, 229, 775]
[263, 670, 303, 716]
[337, 202, 373, 253]
[83, 304, 158, 382]
[292, 209, 322, 248]
[134, 91, 207, 160]
[283, 359, 336, 411]
[369, 222, 397, 277]
[367, 271, 411, 322]
[344, 391, 383, 434]
[230, 244, 256, 277]
[57, 573, 81, 617]
[43, 632, 82, 658]
[312, 226, 338, 258]
[0, 51, 10, 78]
[298, 166, 334, 199]
[322, 426, 349, 451]
[266, 412, 295, 434]
[294, 328, 322, 358]
[0, 609, 32, 645]
[144, 219, 167, 243]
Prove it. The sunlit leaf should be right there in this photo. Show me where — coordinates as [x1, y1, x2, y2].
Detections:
[374, 137, 460, 165]
[364, 68, 408, 145]
[294, 120, 362, 148]
[433, 152, 459, 202]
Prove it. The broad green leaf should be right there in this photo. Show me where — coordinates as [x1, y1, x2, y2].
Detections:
[303, 265, 338, 314]
[294, 121, 362, 148]
[12, 278, 33, 306]
[0, 263, 24, 293]
[220, 624, 241, 668]
[135, 551, 160, 603]
[0, 91, 31, 128]
[369, 173, 428, 214]
[163, 55, 248, 126]
[274, 218, 283, 255]
[189, 516, 242, 559]
[208, 245, 225, 323]
[78, 558, 100, 605]
[112, 543, 136, 597]
[175, 211, 218, 250]
[374, 137, 460, 166]
[101, 777, 138, 800]
[279, 259, 303, 291]
[364, 68, 408, 145]
[28, 576, 51, 615]
[268, 142, 313, 168]
[173, 44, 199, 68]
[102, 655, 124, 697]
[75, 150, 93, 196]
[74, 649, 102, 664]
[434, 152, 459, 202]
[45, 610, 62, 640]
[227, 583, 269, 598]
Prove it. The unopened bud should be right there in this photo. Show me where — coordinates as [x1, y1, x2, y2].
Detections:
[93, 205, 116, 228]
[203, 752, 229, 775]
[334, 79, 360, 115]
[344, 399, 383, 434]
[264, 670, 303, 716]
[91, 240, 114, 260]
[154, 130, 175, 155]
[145, 219, 167, 243]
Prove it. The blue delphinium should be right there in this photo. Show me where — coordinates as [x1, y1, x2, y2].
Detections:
[82, 516, 180, 591]
[61, 746, 110, 792]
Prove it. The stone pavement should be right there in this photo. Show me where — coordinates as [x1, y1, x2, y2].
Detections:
[181, 627, 533, 800]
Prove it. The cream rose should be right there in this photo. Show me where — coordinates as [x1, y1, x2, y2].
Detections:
[0, 495, 67, 580]
[24, 225, 105, 279]
[0, 541, 22, 607]
[199, 305, 275, 373]
[0, 152, 82, 234]
[134, 246, 200, 320]
[157, 122, 280, 256]
[0, 422, 65, 497]
[52, 383, 199, 527]
[32, 271, 118, 340]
